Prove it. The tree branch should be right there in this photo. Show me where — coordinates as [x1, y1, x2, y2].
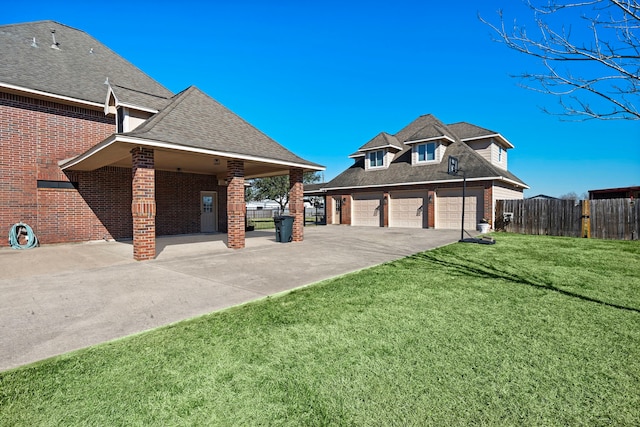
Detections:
[480, 0, 640, 120]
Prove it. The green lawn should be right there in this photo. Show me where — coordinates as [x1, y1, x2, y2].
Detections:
[1, 234, 639, 426]
[249, 217, 321, 230]
[249, 217, 276, 230]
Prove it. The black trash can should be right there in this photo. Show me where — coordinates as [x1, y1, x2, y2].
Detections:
[274, 215, 295, 243]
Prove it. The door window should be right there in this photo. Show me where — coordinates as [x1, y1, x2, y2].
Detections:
[202, 196, 213, 213]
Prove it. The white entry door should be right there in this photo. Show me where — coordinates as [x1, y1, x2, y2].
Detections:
[200, 191, 217, 232]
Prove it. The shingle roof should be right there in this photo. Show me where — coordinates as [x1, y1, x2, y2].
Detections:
[404, 115, 456, 143]
[447, 122, 497, 139]
[108, 84, 171, 112]
[325, 114, 527, 189]
[125, 86, 322, 168]
[448, 121, 514, 148]
[0, 21, 172, 105]
[358, 132, 403, 151]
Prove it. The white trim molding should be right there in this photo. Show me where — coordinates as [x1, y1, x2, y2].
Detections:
[322, 176, 529, 192]
[0, 82, 103, 109]
[58, 135, 325, 172]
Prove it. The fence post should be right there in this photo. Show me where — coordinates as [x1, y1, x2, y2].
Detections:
[582, 199, 591, 238]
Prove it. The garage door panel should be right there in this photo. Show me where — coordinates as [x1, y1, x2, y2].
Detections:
[436, 188, 483, 229]
[390, 191, 425, 228]
[352, 194, 382, 226]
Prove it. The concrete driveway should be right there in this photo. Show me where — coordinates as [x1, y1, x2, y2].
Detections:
[0, 226, 460, 371]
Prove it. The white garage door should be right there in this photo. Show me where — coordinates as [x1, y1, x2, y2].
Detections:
[390, 191, 426, 228]
[352, 193, 382, 226]
[436, 188, 484, 229]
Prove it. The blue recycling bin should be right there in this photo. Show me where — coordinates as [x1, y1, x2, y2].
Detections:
[274, 215, 294, 243]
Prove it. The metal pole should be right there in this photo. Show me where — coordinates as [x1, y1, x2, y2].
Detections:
[461, 171, 466, 242]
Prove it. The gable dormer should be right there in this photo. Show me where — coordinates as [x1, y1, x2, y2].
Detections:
[104, 82, 167, 133]
[403, 121, 455, 165]
[448, 122, 514, 170]
[352, 132, 403, 170]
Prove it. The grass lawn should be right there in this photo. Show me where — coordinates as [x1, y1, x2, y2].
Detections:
[1, 234, 639, 425]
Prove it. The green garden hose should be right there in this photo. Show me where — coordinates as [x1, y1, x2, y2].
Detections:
[8, 222, 38, 249]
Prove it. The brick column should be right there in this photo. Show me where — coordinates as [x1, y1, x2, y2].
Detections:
[131, 147, 156, 261]
[427, 190, 435, 228]
[383, 192, 389, 227]
[484, 184, 493, 228]
[226, 160, 245, 249]
[289, 168, 304, 242]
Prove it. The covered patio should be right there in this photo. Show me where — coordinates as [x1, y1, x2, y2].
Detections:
[59, 86, 323, 260]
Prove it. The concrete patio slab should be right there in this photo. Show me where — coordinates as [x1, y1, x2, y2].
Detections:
[0, 226, 460, 371]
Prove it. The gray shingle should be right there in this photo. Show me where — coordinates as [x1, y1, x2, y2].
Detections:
[109, 84, 171, 112]
[404, 115, 457, 142]
[126, 86, 322, 168]
[0, 21, 172, 104]
[358, 132, 403, 151]
[448, 122, 497, 139]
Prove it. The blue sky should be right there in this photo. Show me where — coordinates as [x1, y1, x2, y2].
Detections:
[4, 0, 638, 197]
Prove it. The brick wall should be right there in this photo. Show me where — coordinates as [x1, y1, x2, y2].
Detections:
[61, 167, 131, 242]
[156, 171, 219, 235]
[1, 92, 224, 246]
[0, 92, 113, 245]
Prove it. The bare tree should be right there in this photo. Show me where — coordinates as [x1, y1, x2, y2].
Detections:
[481, 1, 639, 120]
[560, 191, 580, 200]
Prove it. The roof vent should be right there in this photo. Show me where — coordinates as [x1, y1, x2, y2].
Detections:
[89, 47, 94, 54]
[50, 29, 60, 50]
[31, 37, 38, 48]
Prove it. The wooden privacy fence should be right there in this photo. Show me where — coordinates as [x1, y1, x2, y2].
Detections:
[495, 199, 639, 240]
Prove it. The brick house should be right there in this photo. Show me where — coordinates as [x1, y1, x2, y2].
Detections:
[0, 21, 323, 259]
[312, 114, 527, 230]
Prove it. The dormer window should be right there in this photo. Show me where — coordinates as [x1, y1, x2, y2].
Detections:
[417, 143, 436, 162]
[369, 150, 384, 168]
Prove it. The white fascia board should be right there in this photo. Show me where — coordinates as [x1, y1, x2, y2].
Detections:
[348, 153, 366, 159]
[0, 82, 103, 109]
[359, 144, 403, 152]
[116, 102, 159, 114]
[404, 135, 455, 145]
[322, 176, 528, 191]
[59, 135, 325, 171]
[462, 133, 515, 149]
[495, 176, 529, 189]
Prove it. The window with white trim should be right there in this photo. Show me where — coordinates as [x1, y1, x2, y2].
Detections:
[417, 143, 436, 162]
[498, 146, 503, 162]
[369, 150, 384, 168]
